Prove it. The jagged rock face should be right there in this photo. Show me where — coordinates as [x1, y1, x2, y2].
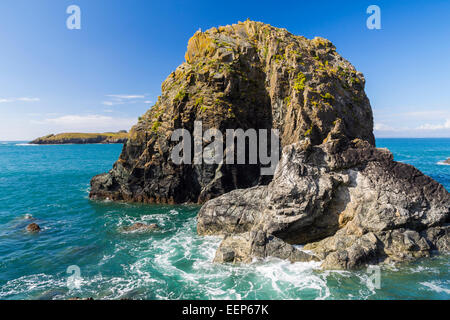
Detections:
[197, 136, 450, 269]
[90, 20, 374, 204]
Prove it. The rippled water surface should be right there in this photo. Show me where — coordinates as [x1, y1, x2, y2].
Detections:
[0, 139, 449, 300]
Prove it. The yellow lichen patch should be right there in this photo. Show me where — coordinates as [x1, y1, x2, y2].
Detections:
[293, 72, 306, 92]
[311, 37, 335, 50]
[151, 121, 161, 132]
[304, 124, 313, 137]
[194, 96, 204, 107]
[185, 32, 215, 63]
[321, 93, 335, 100]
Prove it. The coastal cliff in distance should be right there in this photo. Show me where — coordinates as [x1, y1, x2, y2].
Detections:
[30, 131, 128, 144]
[90, 20, 449, 270]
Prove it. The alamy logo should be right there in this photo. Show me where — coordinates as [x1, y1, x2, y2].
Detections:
[66, 265, 82, 290]
[170, 121, 280, 175]
[366, 5, 381, 30]
[66, 5, 81, 30]
[366, 265, 381, 290]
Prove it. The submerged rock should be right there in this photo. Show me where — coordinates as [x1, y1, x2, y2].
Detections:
[26, 223, 41, 233]
[121, 222, 159, 233]
[198, 137, 449, 269]
[90, 20, 374, 204]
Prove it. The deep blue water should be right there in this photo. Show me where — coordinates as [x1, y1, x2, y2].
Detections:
[0, 139, 448, 300]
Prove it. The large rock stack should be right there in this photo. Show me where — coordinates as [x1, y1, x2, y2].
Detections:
[90, 20, 374, 204]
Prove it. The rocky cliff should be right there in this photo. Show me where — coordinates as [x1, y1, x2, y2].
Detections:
[90, 20, 449, 269]
[198, 136, 449, 269]
[90, 20, 374, 204]
[31, 131, 128, 144]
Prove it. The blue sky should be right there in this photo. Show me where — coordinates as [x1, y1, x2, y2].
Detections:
[0, 0, 449, 140]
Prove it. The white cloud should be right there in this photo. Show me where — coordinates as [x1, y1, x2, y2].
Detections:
[44, 114, 113, 125]
[0, 97, 40, 103]
[417, 119, 450, 130]
[17, 97, 40, 102]
[106, 94, 145, 99]
[31, 114, 136, 132]
[374, 123, 393, 131]
[102, 94, 151, 106]
[374, 123, 409, 132]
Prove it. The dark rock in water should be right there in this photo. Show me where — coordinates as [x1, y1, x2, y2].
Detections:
[122, 222, 159, 233]
[444, 158, 450, 164]
[198, 137, 450, 269]
[26, 223, 41, 233]
[90, 20, 374, 204]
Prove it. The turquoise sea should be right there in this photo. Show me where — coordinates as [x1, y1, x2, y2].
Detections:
[0, 138, 449, 300]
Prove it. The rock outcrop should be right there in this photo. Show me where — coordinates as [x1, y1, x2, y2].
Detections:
[90, 20, 374, 204]
[88, 20, 449, 269]
[26, 223, 41, 233]
[31, 131, 128, 145]
[198, 136, 449, 269]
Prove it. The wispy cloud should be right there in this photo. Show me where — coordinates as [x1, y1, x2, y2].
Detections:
[106, 94, 145, 99]
[375, 119, 450, 132]
[374, 123, 394, 131]
[374, 107, 450, 137]
[0, 97, 40, 103]
[374, 122, 410, 132]
[417, 119, 450, 130]
[31, 114, 136, 131]
[44, 115, 114, 125]
[102, 94, 151, 106]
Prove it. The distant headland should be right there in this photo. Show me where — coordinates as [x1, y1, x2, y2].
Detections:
[30, 131, 128, 144]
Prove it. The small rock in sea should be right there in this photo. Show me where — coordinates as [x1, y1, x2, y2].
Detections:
[122, 222, 159, 233]
[26, 223, 41, 233]
[444, 158, 450, 164]
[24, 214, 33, 219]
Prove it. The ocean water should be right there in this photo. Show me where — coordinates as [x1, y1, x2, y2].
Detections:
[0, 139, 448, 300]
